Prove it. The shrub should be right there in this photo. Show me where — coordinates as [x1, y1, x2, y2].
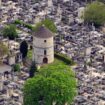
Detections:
[54, 52, 75, 65]
[14, 20, 33, 30]
[3, 24, 18, 40]
[13, 64, 20, 72]
[84, 1, 105, 26]
[34, 18, 57, 33]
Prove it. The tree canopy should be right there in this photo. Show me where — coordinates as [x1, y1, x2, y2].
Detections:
[34, 18, 57, 33]
[84, 1, 105, 26]
[2, 24, 18, 40]
[98, 0, 105, 3]
[29, 61, 37, 78]
[13, 64, 20, 72]
[20, 40, 28, 59]
[14, 18, 57, 33]
[23, 59, 77, 105]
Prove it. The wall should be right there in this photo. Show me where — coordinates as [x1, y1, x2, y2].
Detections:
[33, 36, 54, 64]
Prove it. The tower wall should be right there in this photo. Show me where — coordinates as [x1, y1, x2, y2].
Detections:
[33, 36, 54, 64]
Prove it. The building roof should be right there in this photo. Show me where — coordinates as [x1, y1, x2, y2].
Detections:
[34, 26, 54, 38]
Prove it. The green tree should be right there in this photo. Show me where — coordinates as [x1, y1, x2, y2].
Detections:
[24, 64, 77, 105]
[20, 40, 28, 59]
[34, 18, 57, 33]
[13, 64, 20, 72]
[3, 24, 18, 40]
[29, 61, 37, 78]
[98, 0, 105, 3]
[11, 64, 21, 80]
[84, 1, 105, 26]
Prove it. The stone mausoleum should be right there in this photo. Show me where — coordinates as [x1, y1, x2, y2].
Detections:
[33, 26, 54, 65]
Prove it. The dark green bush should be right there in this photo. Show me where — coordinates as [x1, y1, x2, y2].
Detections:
[14, 20, 33, 30]
[54, 52, 75, 65]
[14, 20, 21, 24]
[3, 24, 18, 40]
[14, 19, 57, 33]
[24, 24, 33, 30]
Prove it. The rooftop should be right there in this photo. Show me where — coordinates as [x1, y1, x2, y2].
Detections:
[34, 26, 54, 38]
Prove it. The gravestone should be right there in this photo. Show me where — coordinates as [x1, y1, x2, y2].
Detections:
[8, 55, 16, 66]
[57, 4, 62, 20]
[77, 7, 85, 23]
[86, 47, 91, 62]
[48, 0, 53, 7]
[0, 80, 3, 90]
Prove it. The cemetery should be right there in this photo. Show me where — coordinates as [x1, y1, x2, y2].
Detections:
[0, 0, 105, 105]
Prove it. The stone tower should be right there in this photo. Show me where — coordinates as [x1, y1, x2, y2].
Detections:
[33, 26, 54, 65]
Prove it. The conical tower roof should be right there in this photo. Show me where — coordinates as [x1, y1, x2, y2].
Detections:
[34, 26, 54, 38]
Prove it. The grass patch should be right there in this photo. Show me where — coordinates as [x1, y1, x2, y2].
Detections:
[39, 58, 76, 77]
[27, 50, 32, 60]
[27, 50, 75, 66]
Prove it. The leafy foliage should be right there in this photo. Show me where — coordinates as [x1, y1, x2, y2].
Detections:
[27, 50, 32, 60]
[98, 0, 105, 3]
[84, 1, 105, 26]
[23, 59, 77, 105]
[14, 19, 57, 33]
[14, 20, 34, 30]
[54, 52, 75, 65]
[29, 61, 37, 78]
[2, 24, 18, 40]
[13, 64, 20, 72]
[20, 40, 28, 58]
[34, 18, 57, 33]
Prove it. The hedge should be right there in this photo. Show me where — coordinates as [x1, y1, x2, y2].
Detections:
[14, 20, 33, 30]
[14, 19, 57, 33]
[54, 52, 75, 65]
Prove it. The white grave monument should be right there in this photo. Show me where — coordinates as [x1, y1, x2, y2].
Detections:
[48, 0, 53, 7]
[77, 7, 85, 23]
